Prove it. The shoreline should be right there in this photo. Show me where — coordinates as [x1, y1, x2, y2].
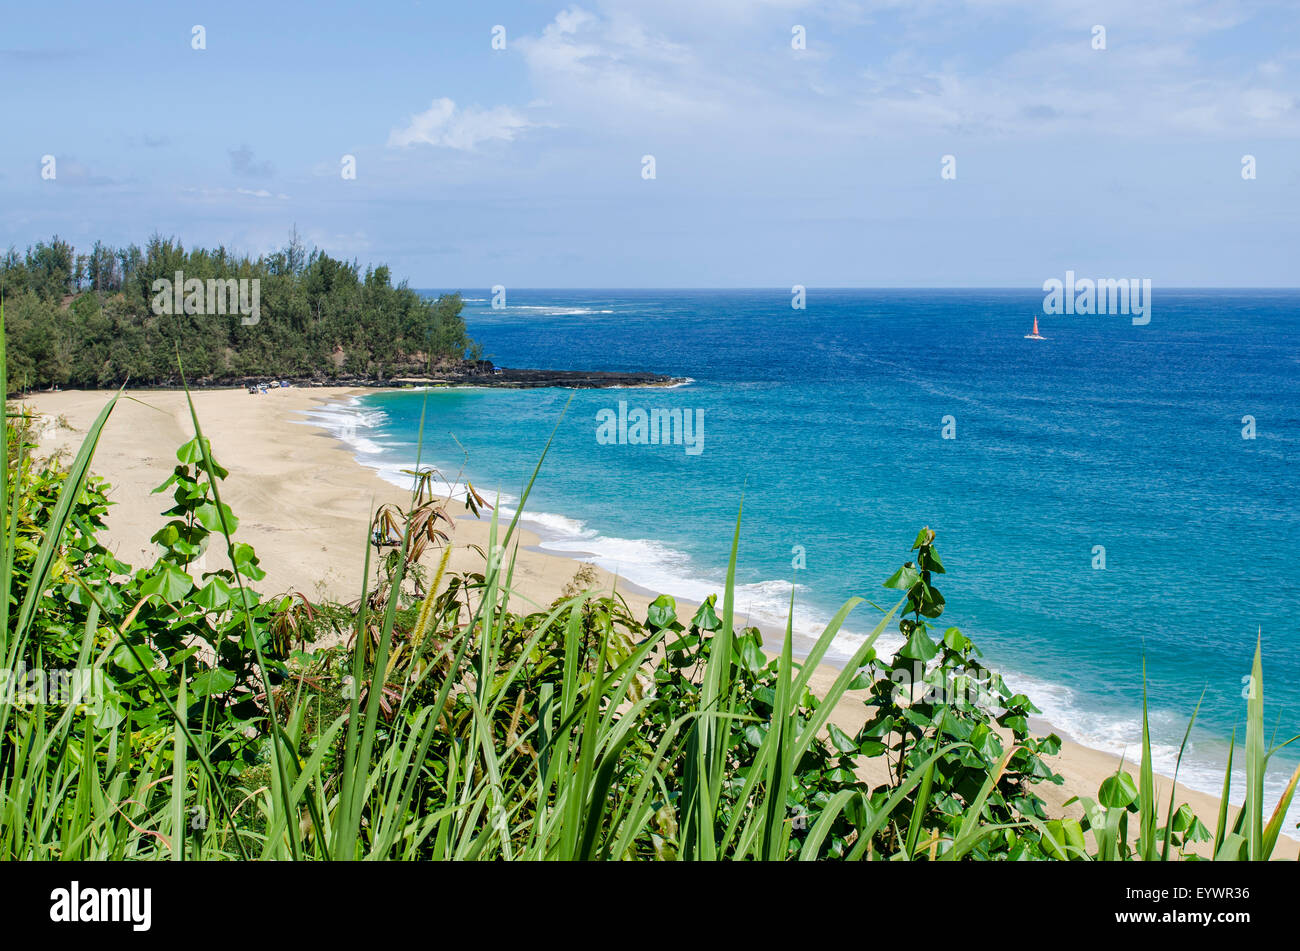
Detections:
[20, 385, 1297, 857]
[16, 364, 688, 394]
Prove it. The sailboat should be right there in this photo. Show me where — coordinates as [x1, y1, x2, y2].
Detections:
[1024, 316, 1046, 340]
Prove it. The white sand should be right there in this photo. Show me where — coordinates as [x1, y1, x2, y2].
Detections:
[22, 386, 1296, 859]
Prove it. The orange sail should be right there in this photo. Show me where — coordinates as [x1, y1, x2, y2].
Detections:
[1025, 316, 1046, 340]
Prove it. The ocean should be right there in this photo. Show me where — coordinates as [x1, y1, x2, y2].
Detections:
[305, 288, 1300, 827]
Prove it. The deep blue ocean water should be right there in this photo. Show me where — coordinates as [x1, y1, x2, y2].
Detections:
[308, 289, 1300, 819]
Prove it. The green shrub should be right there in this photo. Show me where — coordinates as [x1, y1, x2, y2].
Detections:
[2, 328, 1286, 860]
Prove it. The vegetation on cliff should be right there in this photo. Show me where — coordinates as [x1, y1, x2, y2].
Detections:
[1, 232, 473, 391]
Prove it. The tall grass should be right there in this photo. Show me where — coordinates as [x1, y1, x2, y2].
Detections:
[0, 375, 968, 859]
[1053, 646, 1300, 861]
[1, 333, 1294, 860]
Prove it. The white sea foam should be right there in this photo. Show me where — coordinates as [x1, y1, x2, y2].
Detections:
[476, 305, 616, 316]
[296, 400, 390, 456]
[528, 506, 1300, 837]
[512, 513, 902, 663]
[960, 666, 1300, 837]
[517, 510, 595, 539]
[294, 399, 474, 501]
[298, 396, 1300, 839]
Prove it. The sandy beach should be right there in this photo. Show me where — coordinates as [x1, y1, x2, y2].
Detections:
[21, 385, 1296, 858]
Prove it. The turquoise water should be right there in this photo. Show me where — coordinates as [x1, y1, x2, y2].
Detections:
[306, 289, 1300, 822]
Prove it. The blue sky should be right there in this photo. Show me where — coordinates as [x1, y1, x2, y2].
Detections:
[1, 0, 1297, 287]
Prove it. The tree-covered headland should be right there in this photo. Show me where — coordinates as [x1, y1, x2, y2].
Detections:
[1, 233, 475, 391]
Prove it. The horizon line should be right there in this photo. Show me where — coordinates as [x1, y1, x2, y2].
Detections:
[410, 285, 1300, 292]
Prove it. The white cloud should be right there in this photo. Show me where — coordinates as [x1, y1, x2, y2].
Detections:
[554, 6, 597, 34]
[1242, 88, 1296, 122]
[506, 0, 1300, 141]
[388, 98, 533, 150]
[182, 186, 288, 202]
[515, 5, 719, 124]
